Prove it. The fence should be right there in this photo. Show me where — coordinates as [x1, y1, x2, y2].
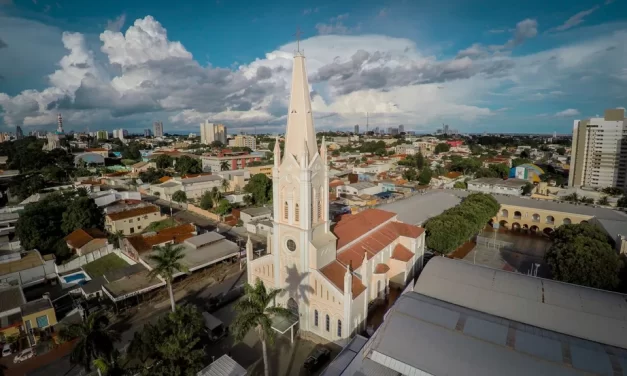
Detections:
[55, 245, 115, 274]
[187, 203, 222, 221]
[476, 235, 514, 250]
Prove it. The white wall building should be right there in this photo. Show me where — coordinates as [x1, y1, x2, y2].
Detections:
[336, 182, 382, 197]
[467, 178, 528, 196]
[232, 135, 257, 150]
[200, 121, 227, 145]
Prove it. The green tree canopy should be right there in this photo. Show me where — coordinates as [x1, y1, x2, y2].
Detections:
[215, 199, 233, 215]
[139, 168, 168, 184]
[618, 196, 627, 208]
[61, 196, 105, 234]
[199, 191, 213, 210]
[154, 154, 173, 169]
[512, 158, 532, 168]
[434, 143, 451, 154]
[545, 223, 621, 290]
[453, 181, 467, 189]
[403, 168, 417, 182]
[174, 156, 202, 175]
[148, 243, 188, 312]
[244, 173, 273, 205]
[418, 168, 432, 185]
[171, 190, 187, 203]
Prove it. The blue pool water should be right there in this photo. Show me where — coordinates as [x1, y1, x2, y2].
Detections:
[63, 272, 87, 283]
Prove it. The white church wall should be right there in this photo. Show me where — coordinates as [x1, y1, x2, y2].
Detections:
[309, 273, 345, 342]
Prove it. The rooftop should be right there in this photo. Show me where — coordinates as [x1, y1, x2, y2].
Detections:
[240, 206, 272, 217]
[0, 251, 44, 277]
[104, 270, 163, 300]
[333, 209, 397, 249]
[180, 174, 222, 185]
[347, 182, 377, 190]
[126, 223, 196, 253]
[20, 297, 53, 317]
[107, 205, 159, 221]
[468, 177, 528, 188]
[197, 355, 247, 376]
[0, 285, 26, 313]
[64, 228, 107, 249]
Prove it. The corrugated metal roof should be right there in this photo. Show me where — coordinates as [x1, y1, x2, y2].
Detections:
[415, 257, 627, 350]
[197, 355, 247, 376]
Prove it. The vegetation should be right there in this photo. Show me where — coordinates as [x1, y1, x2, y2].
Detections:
[402, 167, 417, 182]
[60, 311, 120, 372]
[597, 196, 610, 206]
[244, 173, 273, 205]
[618, 196, 627, 208]
[154, 154, 174, 169]
[522, 182, 534, 195]
[221, 179, 230, 192]
[139, 168, 168, 184]
[434, 143, 451, 154]
[174, 156, 202, 175]
[545, 223, 621, 290]
[82, 254, 129, 278]
[418, 168, 432, 185]
[425, 193, 499, 254]
[172, 190, 187, 204]
[453, 181, 467, 189]
[398, 152, 425, 169]
[511, 158, 532, 168]
[602, 187, 624, 196]
[61, 196, 105, 233]
[128, 305, 206, 376]
[232, 280, 293, 376]
[199, 191, 214, 210]
[147, 243, 188, 312]
[220, 161, 230, 171]
[215, 199, 233, 216]
[143, 218, 178, 233]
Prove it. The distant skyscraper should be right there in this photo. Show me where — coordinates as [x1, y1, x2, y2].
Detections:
[399, 125, 405, 134]
[112, 129, 119, 138]
[200, 121, 227, 144]
[153, 121, 164, 137]
[443, 124, 449, 135]
[354, 124, 359, 134]
[97, 130, 109, 140]
[553, 131, 557, 138]
[15, 126, 23, 140]
[144, 129, 152, 137]
[57, 113, 64, 133]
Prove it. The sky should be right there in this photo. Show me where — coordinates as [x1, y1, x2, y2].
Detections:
[0, 0, 626, 135]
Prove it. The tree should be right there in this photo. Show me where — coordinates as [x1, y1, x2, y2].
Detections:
[244, 173, 273, 205]
[60, 311, 120, 372]
[602, 187, 624, 196]
[402, 168, 417, 181]
[199, 191, 213, 210]
[618, 196, 627, 208]
[580, 196, 594, 204]
[174, 156, 202, 176]
[331, 150, 340, 157]
[522, 182, 534, 196]
[418, 168, 432, 185]
[154, 154, 174, 169]
[92, 350, 130, 376]
[62, 196, 105, 234]
[597, 196, 610, 206]
[415, 152, 425, 169]
[434, 143, 451, 154]
[556, 147, 566, 155]
[220, 160, 230, 171]
[211, 140, 224, 148]
[9, 174, 45, 200]
[545, 223, 621, 290]
[139, 168, 168, 184]
[520, 149, 530, 159]
[128, 305, 205, 376]
[221, 178, 230, 193]
[147, 243, 188, 312]
[215, 199, 233, 216]
[232, 280, 293, 376]
[453, 181, 467, 189]
[511, 158, 532, 168]
[563, 192, 579, 203]
[107, 231, 125, 249]
[171, 190, 187, 204]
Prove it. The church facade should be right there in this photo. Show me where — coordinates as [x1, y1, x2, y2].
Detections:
[246, 52, 426, 344]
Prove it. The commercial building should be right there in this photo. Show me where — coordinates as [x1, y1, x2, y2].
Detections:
[325, 257, 627, 375]
[232, 135, 257, 150]
[569, 108, 627, 188]
[467, 177, 528, 196]
[336, 182, 382, 197]
[105, 205, 163, 235]
[200, 121, 227, 145]
[246, 163, 273, 177]
[153, 121, 164, 138]
[96, 130, 109, 140]
[122, 223, 197, 263]
[0, 251, 56, 287]
[149, 173, 223, 200]
[201, 151, 261, 172]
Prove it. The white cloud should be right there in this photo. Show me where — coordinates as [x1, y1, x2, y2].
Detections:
[555, 108, 580, 117]
[550, 6, 599, 32]
[504, 18, 538, 48]
[106, 14, 126, 32]
[316, 14, 359, 35]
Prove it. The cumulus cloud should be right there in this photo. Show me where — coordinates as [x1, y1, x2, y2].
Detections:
[550, 6, 599, 32]
[555, 108, 580, 117]
[503, 18, 538, 48]
[106, 13, 126, 32]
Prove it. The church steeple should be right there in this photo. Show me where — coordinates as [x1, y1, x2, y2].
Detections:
[284, 52, 317, 162]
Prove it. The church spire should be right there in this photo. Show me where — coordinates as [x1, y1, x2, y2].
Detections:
[284, 49, 317, 161]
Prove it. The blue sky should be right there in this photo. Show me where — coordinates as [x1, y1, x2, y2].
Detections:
[0, 0, 626, 134]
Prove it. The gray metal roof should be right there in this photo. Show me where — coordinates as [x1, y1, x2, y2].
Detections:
[196, 355, 247, 376]
[468, 177, 528, 188]
[347, 182, 377, 190]
[378, 191, 463, 225]
[240, 207, 272, 217]
[323, 335, 368, 376]
[184, 232, 225, 249]
[80, 276, 107, 295]
[181, 175, 222, 185]
[416, 257, 627, 350]
[0, 285, 25, 313]
[365, 291, 627, 376]
[20, 298, 52, 316]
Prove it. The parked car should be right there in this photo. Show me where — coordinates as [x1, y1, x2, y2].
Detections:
[304, 346, 331, 372]
[202, 311, 228, 342]
[2, 343, 12, 357]
[13, 348, 35, 363]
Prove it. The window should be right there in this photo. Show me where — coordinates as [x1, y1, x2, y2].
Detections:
[284, 201, 288, 220]
[130, 227, 135, 234]
[314, 310, 319, 327]
[337, 320, 342, 337]
[325, 315, 330, 332]
[36, 315, 49, 328]
[295, 204, 300, 222]
[317, 188, 322, 220]
[137, 226, 142, 230]
[129, 219, 134, 223]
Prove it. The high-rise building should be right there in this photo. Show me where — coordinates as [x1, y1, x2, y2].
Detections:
[57, 113, 64, 134]
[144, 129, 152, 137]
[112, 129, 119, 138]
[399, 125, 405, 134]
[97, 130, 109, 140]
[15, 126, 23, 140]
[200, 121, 227, 145]
[233, 135, 256, 150]
[153, 121, 164, 138]
[354, 125, 359, 134]
[569, 108, 627, 189]
[443, 124, 450, 135]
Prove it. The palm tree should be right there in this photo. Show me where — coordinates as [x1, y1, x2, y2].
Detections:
[231, 280, 293, 376]
[597, 196, 610, 206]
[93, 350, 129, 376]
[210, 186, 222, 208]
[220, 160, 230, 171]
[221, 178, 230, 193]
[60, 311, 120, 372]
[147, 243, 188, 312]
[108, 230, 124, 249]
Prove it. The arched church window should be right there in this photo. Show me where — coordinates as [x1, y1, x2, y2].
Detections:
[314, 310, 319, 327]
[283, 201, 288, 220]
[325, 314, 330, 332]
[317, 189, 322, 221]
[337, 319, 342, 337]
[295, 204, 300, 222]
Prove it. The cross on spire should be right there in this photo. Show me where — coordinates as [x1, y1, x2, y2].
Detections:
[293, 27, 303, 53]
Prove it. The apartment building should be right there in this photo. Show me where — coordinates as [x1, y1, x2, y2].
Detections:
[232, 135, 256, 150]
[201, 151, 261, 172]
[153, 121, 164, 137]
[105, 205, 162, 235]
[200, 121, 227, 145]
[569, 109, 627, 188]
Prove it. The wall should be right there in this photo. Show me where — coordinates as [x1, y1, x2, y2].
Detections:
[494, 204, 591, 233]
[22, 306, 57, 331]
[56, 244, 114, 274]
[309, 272, 346, 343]
[107, 211, 163, 235]
[187, 203, 222, 221]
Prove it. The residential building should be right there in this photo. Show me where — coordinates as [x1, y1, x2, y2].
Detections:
[150, 173, 222, 200]
[467, 177, 528, 196]
[239, 207, 272, 224]
[246, 163, 273, 178]
[430, 171, 464, 188]
[0, 286, 26, 341]
[233, 135, 257, 150]
[247, 51, 426, 344]
[336, 182, 382, 197]
[414, 141, 437, 156]
[216, 169, 251, 191]
[122, 223, 197, 263]
[64, 228, 109, 256]
[325, 257, 627, 375]
[96, 130, 109, 140]
[153, 121, 164, 137]
[105, 205, 163, 235]
[201, 151, 261, 172]
[200, 121, 227, 145]
[0, 250, 56, 287]
[15, 126, 23, 139]
[394, 144, 418, 155]
[20, 297, 57, 346]
[568, 108, 627, 188]
[354, 125, 359, 134]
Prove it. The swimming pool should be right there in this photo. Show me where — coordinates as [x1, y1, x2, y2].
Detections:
[63, 272, 87, 284]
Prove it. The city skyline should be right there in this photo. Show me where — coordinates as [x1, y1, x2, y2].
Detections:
[0, 0, 626, 134]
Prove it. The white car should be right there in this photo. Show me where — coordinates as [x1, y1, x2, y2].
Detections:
[2, 344, 11, 357]
[13, 348, 35, 363]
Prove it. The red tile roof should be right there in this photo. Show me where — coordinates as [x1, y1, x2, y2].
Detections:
[107, 205, 159, 221]
[374, 263, 390, 274]
[126, 223, 196, 253]
[391, 244, 414, 262]
[64, 228, 107, 249]
[329, 180, 345, 188]
[320, 261, 366, 297]
[158, 176, 172, 183]
[333, 209, 396, 249]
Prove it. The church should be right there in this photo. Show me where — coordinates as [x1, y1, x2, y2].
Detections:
[246, 50, 426, 344]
